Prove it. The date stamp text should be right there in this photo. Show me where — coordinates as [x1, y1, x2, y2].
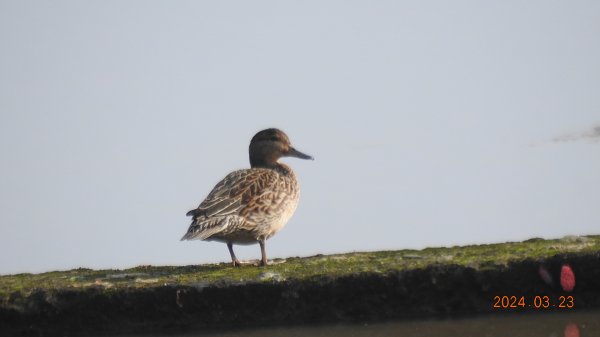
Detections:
[492, 295, 574, 309]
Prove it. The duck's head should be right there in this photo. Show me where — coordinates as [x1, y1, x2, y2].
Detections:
[249, 128, 313, 168]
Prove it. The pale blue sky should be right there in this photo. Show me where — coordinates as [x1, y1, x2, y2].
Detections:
[1, 1, 599, 274]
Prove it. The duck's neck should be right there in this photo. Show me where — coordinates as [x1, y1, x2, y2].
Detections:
[250, 160, 291, 175]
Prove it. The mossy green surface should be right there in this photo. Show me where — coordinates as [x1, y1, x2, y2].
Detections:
[1, 235, 599, 300]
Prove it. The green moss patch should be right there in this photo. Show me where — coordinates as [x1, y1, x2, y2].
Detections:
[2, 235, 598, 300]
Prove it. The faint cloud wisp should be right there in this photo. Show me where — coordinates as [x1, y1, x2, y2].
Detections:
[553, 124, 600, 143]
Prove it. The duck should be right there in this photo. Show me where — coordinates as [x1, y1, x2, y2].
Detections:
[181, 128, 313, 266]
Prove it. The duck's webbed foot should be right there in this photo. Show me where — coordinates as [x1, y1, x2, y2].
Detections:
[227, 243, 242, 267]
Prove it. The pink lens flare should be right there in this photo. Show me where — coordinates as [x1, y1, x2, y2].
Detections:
[560, 264, 576, 292]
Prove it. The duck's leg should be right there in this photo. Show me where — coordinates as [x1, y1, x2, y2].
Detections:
[258, 239, 268, 266]
[227, 242, 242, 267]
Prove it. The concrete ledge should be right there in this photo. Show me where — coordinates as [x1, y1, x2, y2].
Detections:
[1, 236, 599, 335]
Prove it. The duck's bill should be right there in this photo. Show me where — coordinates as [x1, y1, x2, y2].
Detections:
[287, 147, 314, 160]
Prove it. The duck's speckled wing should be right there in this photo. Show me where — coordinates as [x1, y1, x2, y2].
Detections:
[181, 169, 279, 241]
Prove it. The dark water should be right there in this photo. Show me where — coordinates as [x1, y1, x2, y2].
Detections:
[132, 311, 600, 337]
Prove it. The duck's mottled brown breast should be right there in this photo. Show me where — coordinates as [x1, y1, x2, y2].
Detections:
[181, 163, 300, 243]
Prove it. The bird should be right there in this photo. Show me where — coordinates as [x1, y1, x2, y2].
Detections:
[181, 128, 313, 267]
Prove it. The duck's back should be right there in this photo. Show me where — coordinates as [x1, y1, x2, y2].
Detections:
[182, 164, 300, 243]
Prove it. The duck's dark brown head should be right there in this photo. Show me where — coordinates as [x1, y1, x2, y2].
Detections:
[249, 128, 313, 168]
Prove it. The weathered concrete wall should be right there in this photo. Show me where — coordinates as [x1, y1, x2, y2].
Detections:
[1, 236, 599, 336]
